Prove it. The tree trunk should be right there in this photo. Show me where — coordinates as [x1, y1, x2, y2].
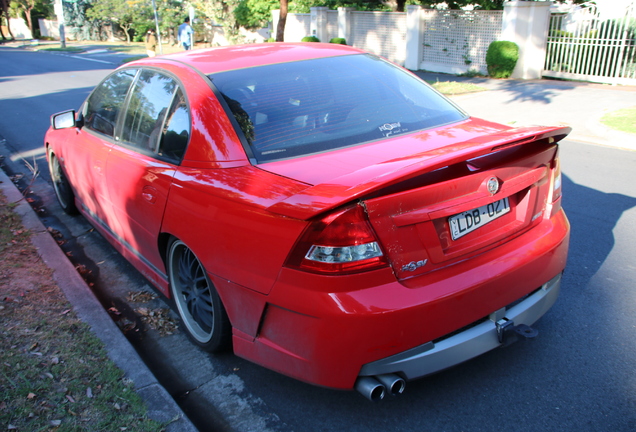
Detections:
[25, 6, 34, 36]
[121, 24, 132, 43]
[276, 0, 287, 42]
[1, 0, 14, 39]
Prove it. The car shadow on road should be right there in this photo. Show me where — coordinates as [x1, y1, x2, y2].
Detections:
[493, 79, 579, 105]
[561, 173, 636, 282]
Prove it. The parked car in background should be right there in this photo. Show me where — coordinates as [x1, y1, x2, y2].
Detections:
[45, 43, 570, 401]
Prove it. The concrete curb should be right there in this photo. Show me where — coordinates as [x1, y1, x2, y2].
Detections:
[0, 168, 198, 432]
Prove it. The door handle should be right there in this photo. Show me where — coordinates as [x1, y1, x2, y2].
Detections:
[141, 186, 158, 204]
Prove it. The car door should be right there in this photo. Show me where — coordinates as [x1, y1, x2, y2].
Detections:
[66, 69, 138, 226]
[104, 69, 190, 274]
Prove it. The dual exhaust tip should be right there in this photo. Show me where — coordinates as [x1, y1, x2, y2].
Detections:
[355, 374, 406, 402]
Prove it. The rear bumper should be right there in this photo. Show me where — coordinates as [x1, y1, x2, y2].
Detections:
[231, 210, 569, 390]
[359, 273, 562, 380]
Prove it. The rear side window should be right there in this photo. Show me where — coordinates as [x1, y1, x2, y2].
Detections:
[210, 54, 467, 163]
[84, 69, 137, 137]
[120, 70, 179, 152]
[158, 89, 189, 161]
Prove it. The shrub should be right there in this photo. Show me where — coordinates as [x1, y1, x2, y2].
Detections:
[265, 37, 276, 42]
[485, 41, 519, 79]
[329, 37, 347, 45]
[301, 36, 320, 43]
[549, 29, 574, 38]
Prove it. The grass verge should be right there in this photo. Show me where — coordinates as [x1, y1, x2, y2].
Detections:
[38, 47, 85, 53]
[429, 80, 487, 95]
[600, 106, 636, 134]
[0, 190, 164, 431]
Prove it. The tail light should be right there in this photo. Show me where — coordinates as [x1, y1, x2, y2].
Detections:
[286, 204, 388, 274]
[548, 151, 563, 217]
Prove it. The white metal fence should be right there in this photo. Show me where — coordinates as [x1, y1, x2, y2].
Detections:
[421, 10, 502, 75]
[279, 8, 502, 75]
[544, 4, 636, 85]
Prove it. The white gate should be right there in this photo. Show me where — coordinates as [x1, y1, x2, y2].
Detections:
[544, 4, 636, 85]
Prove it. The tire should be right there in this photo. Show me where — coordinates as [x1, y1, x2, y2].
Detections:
[167, 239, 232, 352]
[48, 150, 78, 215]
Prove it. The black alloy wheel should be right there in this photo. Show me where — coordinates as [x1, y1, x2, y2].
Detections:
[167, 239, 231, 352]
[48, 150, 78, 215]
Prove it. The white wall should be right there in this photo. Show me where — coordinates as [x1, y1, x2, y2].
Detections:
[8, 18, 33, 39]
[39, 19, 59, 39]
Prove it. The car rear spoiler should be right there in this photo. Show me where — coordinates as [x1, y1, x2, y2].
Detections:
[267, 125, 571, 220]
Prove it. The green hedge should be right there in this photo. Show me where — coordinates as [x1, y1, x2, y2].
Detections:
[485, 41, 519, 79]
[329, 37, 347, 45]
[301, 36, 320, 43]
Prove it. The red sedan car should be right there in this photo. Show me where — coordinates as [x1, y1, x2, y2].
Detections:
[45, 43, 570, 401]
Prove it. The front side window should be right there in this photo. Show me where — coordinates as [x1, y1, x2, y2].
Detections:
[84, 69, 137, 137]
[210, 54, 467, 163]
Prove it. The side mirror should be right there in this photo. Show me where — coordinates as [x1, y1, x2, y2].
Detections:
[51, 110, 77, 130]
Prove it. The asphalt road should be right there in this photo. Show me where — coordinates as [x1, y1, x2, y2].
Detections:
[1, 46, 635, 432]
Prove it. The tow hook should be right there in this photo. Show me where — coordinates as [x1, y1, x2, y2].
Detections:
[496, 318, 538, 346]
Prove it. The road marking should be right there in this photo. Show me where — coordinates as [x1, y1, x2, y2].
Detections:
[10, 147, 46, 162]
[68, 55, 114, 65]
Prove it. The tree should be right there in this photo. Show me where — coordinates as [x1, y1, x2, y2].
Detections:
[235, 0, 278, 30]
[192, 0, 243, 44]
[59, 0, 92, 40]
[86, 0, 184, 43]
[154, 0, 186, 44]
[276, 0, 286, 41]
[86, 0, 143, 42]
[9, 0, 51, 36]
[1, 0, 13, 40]
[10, 0, 35, 34]
[417, 0, 588, 10]
[234, 0, 387, 33]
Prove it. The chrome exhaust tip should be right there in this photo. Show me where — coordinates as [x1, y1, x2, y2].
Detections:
[376, 373, 406, 396]
[355, 377, 386, 402]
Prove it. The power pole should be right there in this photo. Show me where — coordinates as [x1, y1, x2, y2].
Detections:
[53, 0, 66, 48]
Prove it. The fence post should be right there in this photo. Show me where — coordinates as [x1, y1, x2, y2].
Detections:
[311, 7, 328, 42]
[405, 5, 423, 70]
[338, 7, 354, 43]
[502, 1, 552, 79]
[271, 9, 280, 40]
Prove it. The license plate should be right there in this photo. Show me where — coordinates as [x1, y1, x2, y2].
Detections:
[449, 197, 510, 240]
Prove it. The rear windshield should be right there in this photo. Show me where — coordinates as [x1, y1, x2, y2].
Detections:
[209, 54, 467, 163]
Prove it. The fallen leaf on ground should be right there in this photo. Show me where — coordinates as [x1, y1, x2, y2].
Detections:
[127, 291, 158, 303]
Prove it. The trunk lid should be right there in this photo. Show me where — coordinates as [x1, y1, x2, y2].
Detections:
[363, 143, 561, 280]
[262, 120, 570, 280]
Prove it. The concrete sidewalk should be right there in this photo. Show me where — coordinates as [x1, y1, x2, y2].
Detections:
[416, 71, 636, 152]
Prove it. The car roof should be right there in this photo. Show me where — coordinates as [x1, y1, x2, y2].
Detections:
[149, 42, 367, 75]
